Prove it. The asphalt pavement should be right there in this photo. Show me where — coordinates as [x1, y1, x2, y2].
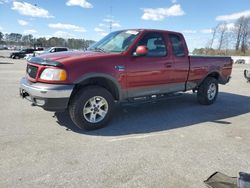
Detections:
[0, 50, 250, 188]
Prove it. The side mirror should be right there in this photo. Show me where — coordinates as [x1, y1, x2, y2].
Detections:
[133, 45, 148, 57]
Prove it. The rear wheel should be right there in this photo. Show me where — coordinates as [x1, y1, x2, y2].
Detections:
[69, 86, 115, 130]
[197, 77, 218, 105]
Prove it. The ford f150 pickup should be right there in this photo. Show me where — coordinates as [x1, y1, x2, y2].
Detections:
[20, 29, 233, 130]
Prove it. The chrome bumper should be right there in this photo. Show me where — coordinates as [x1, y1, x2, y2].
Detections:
[20, 77, 74, 98]
[19, 77, 74, 111]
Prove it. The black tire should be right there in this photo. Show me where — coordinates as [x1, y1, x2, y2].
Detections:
[12, 55, 16, 59]
[69, 86, 115, 130]
[197, 77, 218, 105]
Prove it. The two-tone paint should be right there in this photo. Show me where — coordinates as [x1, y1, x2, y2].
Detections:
[21, 29, 233, 111]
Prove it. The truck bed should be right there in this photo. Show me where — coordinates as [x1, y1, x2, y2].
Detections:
[187, 55, 233, 87]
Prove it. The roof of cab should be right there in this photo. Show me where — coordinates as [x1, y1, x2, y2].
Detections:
[116, 28, 182, 35]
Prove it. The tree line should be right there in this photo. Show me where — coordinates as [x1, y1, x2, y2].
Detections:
[193, 16, 250, 56]
[0, 32, 95, 50]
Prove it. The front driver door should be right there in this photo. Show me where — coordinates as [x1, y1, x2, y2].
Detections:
[126, 32, 174, 98]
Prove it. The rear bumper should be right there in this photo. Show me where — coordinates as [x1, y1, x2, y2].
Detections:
[19, 77, 74, 111]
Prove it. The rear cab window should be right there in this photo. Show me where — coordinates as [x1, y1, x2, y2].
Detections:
[169, 34, 185, 57]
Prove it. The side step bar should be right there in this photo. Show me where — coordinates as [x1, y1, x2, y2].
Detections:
[122, 92, 184, 106]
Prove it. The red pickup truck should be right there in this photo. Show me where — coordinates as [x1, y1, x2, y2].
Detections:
[20, 29, 233, 130]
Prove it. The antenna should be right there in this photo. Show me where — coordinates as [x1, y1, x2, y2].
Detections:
[109, 6, 113, 33]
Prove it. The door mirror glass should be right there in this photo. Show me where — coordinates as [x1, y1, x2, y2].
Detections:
[134, 45, 148, 56]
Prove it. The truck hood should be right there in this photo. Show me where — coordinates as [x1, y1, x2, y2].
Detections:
[41, 51, 117, 62]
[28, 50, 119, 67]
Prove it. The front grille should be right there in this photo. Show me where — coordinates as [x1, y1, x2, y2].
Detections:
[26, 64, 38, 79]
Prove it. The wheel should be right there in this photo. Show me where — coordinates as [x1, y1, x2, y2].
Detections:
[69, 86, 115, 130]
[197, 77, 218, 105]
[12, 55, 16, 59]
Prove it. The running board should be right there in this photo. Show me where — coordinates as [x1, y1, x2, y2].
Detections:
[122, 92, 184, 105]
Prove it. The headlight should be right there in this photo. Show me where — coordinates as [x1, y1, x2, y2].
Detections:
[40, 68, 67, 81]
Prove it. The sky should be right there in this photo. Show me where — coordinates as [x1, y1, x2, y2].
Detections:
[0, 0, 250, 50]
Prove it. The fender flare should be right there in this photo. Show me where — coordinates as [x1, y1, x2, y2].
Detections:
[198, 70, 221, 86]
[74, 73, 124, 100]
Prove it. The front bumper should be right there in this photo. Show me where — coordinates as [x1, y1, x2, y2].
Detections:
[19, 77, 74, 111]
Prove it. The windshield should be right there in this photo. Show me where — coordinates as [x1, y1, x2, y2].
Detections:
[88, 30, 140, 53]
[44, 48, 51, 52]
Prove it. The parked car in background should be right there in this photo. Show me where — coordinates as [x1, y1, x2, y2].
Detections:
[20, 29, 233, 130]
[10, 48, 37, 59]
[235, 59, 246, 64]
[0, 46, 8, 50]
[25, 47, 68, 59]
[24, 48, 44, 60]
[35, 47, 69, 56]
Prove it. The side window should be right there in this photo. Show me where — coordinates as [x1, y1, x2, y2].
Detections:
[61, 48, 67, 52]
[138, 33, 167, 57]
[58, 48, 67, 52]
[170, 34, 185, 57]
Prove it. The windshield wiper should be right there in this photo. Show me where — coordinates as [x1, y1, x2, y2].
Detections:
[92, 47, 106, 53]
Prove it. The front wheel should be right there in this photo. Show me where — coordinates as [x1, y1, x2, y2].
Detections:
[197, 77, 218, 105]
[69, 86, 115, 130]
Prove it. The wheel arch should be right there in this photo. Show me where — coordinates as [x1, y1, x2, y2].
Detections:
[198, 71, 221, 87]
[72, 73, 122, 101]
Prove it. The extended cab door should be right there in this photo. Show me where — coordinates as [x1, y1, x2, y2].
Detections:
[168, 33, 190, 91]
[126, 32, 174, 98]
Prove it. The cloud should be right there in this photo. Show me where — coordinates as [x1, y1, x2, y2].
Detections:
[12, 1, 53, 18]
[226, 23, 235, 30]
[94, 27, 104, 32]
[185, 36, 210, 51]
[102, 18, 121, 28]
[53, 31, 75, 38]
[48, 23, 86, 32]
[100, 32, 108, 36]
[217, 23, 236, 33]
[0, 0, 10, 4]
[171, 0, 177, 3]
[66, 0, 93, 8]
[0, 26, 3, 30]
[216, 9, 250, 21]
[141, 4, 185, 21]
[23, 29, 37, 34]
[200, 29, 213, 34]
[94, 27, 108, 36]
[18, 19, 28, 26]
[103, 18, 113, 23]
[99, 23, 105, 27]
[111, 23, 121, 28]
[0, 0, 12, 4]
[35, 34, 52, 39]
[182, 30, 197, 34]
[95, 16, 121, 36]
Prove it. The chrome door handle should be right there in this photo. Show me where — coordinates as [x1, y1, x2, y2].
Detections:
[165, 63, 172, 68]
